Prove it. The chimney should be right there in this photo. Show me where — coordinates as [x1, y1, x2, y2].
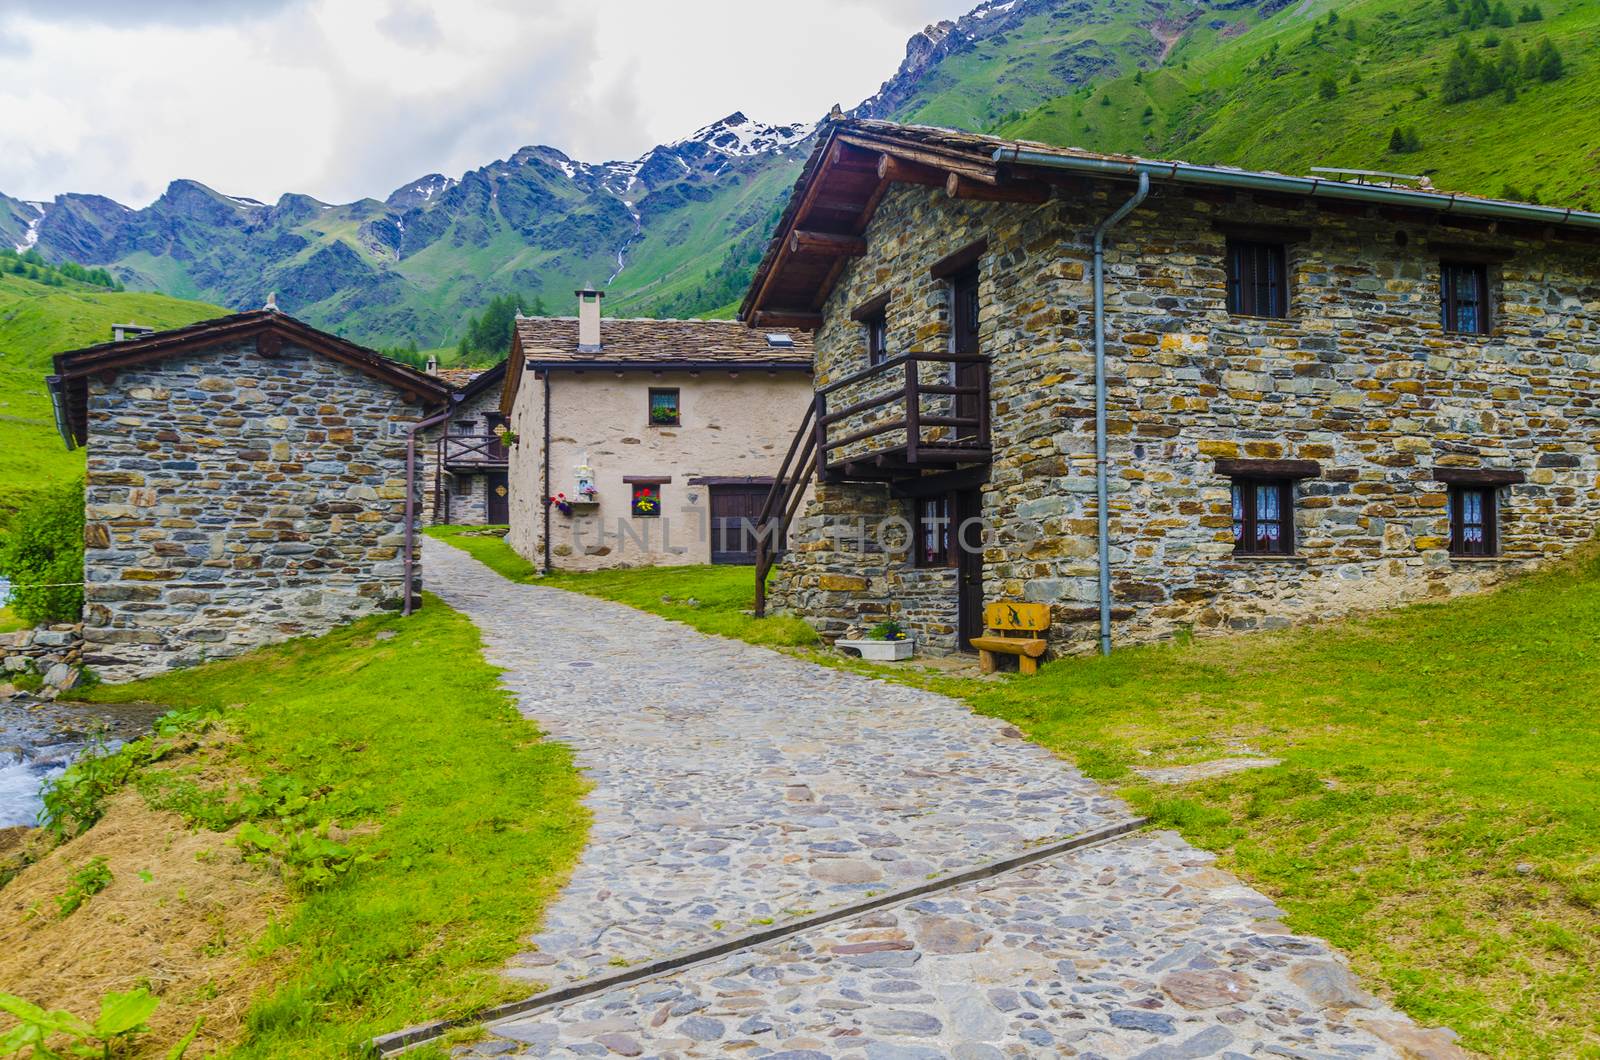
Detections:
[111, 322, 154, 342]
[425, 355, 439, 374]
[576, 286, 604, 352]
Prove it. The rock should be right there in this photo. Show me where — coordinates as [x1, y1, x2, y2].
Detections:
[946, 993, 1007, 1040]
[864, 1009, 942, 1036]
[491, 1020, 558, 1045]
[3, 656, 29, 673]
[914, 915, 989, 954]
[678, 1016, 724, 1041]
[1288, 960, 1377, 1010]
[1355, 1018, 1472, 1059]
[809, 859, 883, 884]
[1110, 1010, 1177, 1035]
[1160, 969, 1255, 1009]
[44, 664, 78, 690]
[376, 630, 397, 641]
[1130, 1024, 1235, 1059]
[594, 1031, 643, 1056]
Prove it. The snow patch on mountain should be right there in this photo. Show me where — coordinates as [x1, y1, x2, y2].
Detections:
[672, 112, 815, 157]
[14, 201, 46, 253]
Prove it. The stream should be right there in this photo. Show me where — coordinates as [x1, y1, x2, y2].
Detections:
[0, 697, 167, 829]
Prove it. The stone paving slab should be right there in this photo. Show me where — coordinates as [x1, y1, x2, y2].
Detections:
[422, 540, 1459, 1059]
[466, 832, 1455, 1059]
[424, 539, 1126, 987]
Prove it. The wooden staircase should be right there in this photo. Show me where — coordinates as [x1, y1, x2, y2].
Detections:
[753, 399, 817, 617]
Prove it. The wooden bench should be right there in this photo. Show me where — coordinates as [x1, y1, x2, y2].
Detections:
[970, 602, 1050, 675]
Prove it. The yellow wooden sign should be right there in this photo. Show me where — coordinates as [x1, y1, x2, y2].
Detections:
[983, 601, 1050, 632]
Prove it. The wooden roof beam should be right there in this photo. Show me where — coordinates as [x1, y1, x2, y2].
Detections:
[877, 153, 946, 187]
[751, 309, 823, 330]
[946, 172, 1050, 204]
[789, 229, 867, 257]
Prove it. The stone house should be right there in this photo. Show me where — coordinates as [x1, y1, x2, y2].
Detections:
[500, 290, 813, 570]
[742, 118, 1600, 655]
[47, 310, 451, 680]
[421, 360, 510, 525]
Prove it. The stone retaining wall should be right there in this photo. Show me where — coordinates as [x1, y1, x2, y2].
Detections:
[0, 624, 85, 690]
[772, 181, 1600, 654]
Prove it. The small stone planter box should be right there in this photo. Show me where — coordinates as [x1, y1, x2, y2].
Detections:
[836, 637, 914, 661]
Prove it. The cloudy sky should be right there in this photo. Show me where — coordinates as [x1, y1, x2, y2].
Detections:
[0, 0, 970, 207]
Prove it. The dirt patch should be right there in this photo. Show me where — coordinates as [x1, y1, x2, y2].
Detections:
[0, 789, 292, 1056]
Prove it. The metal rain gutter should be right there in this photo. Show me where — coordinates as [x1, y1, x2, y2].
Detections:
[993, 146, 1600, 231]
[1090, 172, 1149, 658]
[525, 359, 812, 374]
[404, 402, 455, 616]
[45, 375, 77, 452]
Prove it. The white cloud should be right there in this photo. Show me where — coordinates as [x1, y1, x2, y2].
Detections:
[0, 0, 969, 206]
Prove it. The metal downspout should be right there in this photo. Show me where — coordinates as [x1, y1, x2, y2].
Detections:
[1091, 172, 1149, 656]
[404, 403, 454, 616]
[542, 368, 552, 575]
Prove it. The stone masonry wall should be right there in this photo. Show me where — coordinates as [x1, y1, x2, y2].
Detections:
[422, 384, 504, 525]
[771, 181, 1600, 654]
[83, 338, 431, 680]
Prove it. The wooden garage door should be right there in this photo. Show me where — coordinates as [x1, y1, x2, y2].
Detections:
[709, 484, 777, 565]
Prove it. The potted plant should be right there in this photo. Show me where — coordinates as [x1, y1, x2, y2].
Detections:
[548, 493, 573, 516]
[836, 620, 914, 661]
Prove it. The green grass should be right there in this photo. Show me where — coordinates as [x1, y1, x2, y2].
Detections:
[479, 544, 1600, 1056]
[0, 270, 222, 518]
[81, 595, 588, 1059]
[1004, 0, 1600, 209]
[425, 524, 819, 648]
[0, 605, 25, 633]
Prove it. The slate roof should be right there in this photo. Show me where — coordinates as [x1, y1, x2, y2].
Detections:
[48, 310, 450, 449]
[432, 368, 485, 388]
[511, 315, 813, 367]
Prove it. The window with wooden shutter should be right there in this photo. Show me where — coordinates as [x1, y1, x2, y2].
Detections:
[1225, 240, 1289, 318]
[1440, 261, 1490, 334]
[1230, 478, 1295, 555]
[1448, 485, 1497, 556]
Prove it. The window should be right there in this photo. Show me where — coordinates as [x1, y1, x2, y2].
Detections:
[1231, 479, 1294, 555]
[1441, 261, 1489, 334]
[1448, 485, 1497, 556]
[454, 418, 477, 435]
[913, 495, 954, 568]
[865, 311, 888, 367]
[631, 482, 662, 518]
[1225, 240, 1288, 318]
[454, 474, 471, 497]
[648, 388, 680, 426]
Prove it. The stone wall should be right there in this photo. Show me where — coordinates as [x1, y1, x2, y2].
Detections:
[83, 338, 432, 680]
[771, 181, 1600, 654]
[422, 384, 504, 525]
[0, 625, 84, 692]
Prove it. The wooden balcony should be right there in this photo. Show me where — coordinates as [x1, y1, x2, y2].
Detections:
[815, 351, 991, 482]
[439, 433, 508, 470]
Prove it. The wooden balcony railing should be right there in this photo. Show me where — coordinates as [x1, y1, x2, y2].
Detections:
[814, 351, 990, 479]
[439, 433, 508, 467]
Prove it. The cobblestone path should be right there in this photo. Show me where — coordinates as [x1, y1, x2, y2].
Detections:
[423, 539, 1459, 1059]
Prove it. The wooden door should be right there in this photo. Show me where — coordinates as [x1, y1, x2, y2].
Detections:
[951, 269, 982, 440]
[709, 484, 774, 565]
[955, 488, 984, 651]
[486, 472, 510, 524]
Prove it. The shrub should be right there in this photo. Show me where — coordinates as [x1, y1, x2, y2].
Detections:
[1318, 76, 1339, 100]
[0, 479, 84, 625]
[56, 857, 112, 918]
[1388, 126, 1423, 153]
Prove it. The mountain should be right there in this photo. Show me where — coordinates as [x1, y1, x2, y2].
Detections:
[0, 264, 223, 515]
[4, 114, 812, 351]
[1001, 0, 1600, 210]
[3, 0, 1595, 355]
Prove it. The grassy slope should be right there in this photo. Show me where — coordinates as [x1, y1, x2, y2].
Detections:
[79, 596, 588, 1058]
[1005, 0, 1600, 207]
[445, 537, 1600, 1056]
[0, 272, 222, 514]
[424, 526, 818, 648]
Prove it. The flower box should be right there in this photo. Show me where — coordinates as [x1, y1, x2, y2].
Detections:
[836, 637, 914, 661]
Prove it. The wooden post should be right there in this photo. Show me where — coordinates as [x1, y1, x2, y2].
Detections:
[904, 358, 920, 465]
[812, 392, 831, 483]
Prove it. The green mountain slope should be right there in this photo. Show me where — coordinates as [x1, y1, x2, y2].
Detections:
[1003, 0, 1600, 207]
[0, 271, 223, 514]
